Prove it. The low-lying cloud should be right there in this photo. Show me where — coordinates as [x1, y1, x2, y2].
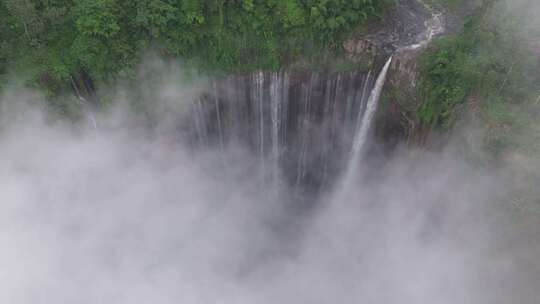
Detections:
[0, 80, 539, 303]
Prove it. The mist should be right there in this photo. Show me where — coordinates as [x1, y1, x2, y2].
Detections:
[1, 65, 539, 304]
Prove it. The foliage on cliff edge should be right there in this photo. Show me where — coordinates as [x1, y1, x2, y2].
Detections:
[0, 0, 392, 95]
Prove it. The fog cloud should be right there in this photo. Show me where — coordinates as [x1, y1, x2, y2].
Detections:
[0, 75, 539, 303]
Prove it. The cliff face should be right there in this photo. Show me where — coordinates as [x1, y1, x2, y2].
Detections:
[186, 69, 378, 194]
[178, 1, 449, 192]
[343, 0, 446, 149]
[344, 0, 435, 59]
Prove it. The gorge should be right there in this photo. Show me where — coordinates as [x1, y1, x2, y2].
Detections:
[0, 0, 539, 303]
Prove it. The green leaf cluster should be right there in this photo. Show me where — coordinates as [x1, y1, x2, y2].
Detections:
[418, 0, 539, 133]
[0, 0, 393, 95]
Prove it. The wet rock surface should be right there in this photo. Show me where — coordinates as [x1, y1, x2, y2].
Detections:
[344, 0, 440, 64]
[183, 1, 450, 191]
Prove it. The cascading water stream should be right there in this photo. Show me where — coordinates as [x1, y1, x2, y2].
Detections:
[190, 71, 376, 192]
[397, 0, 445, 53]
[295, 74, 316, 187]
[335, 57, 393, 197]
[79, 96, 98, 130]
[269, 71, 290, 187]
[59, 0, 447, 198]
[331, 0, 445, 197]
[213, 81, 224, 153]
[70, 76, 98, 130]
[255, 71, 265, 179]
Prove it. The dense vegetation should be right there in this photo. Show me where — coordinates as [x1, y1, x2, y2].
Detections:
[419, 1, 538, 138]
[419, 0, 540, 212]
[0, 0, 392, 96]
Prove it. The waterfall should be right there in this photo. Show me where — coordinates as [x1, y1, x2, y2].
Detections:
[82, 98, 98, 130]
[188, 63, 389, 193]
[192, 98, 208, 146]
[337, 57, 393, 196]
[295, 74, 316, 187]
[353, 58, 392, 159]
[398, 1, 445, 52]
[269, 71, 289, 186]
[70, 76, 98, 130]
[212, 81, 224, 152]
[254, 71, 265, 179]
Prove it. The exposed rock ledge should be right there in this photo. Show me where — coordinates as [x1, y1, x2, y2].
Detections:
[343, 0, 447, 148]
[344, 0, 442, 64]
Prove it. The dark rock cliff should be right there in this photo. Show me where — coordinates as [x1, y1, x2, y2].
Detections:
[180, 1, 448, 192]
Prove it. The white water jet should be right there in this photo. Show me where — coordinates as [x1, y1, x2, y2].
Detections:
[70, 76, 98, 129]
[354, 71, 373, 139]
[252, 71, 265, 178]
[399, 1, 445, 52]
[270, 71, 285, 186]
[295, 74, 316, 186]
[213, 81, 224, 152]
[280, 72, 290, 150]
[334, 0, 443, 196]
[194, 98, 209, 146]
[336, 56, 393, 197]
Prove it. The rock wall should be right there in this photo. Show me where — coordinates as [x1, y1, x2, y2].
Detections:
[181, 1, 449, 191]
[343, 0, 446, 148]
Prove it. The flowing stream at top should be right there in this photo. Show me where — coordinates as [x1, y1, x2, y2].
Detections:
[399, 0, 445, 52]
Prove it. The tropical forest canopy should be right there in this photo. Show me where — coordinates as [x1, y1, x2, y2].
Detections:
[0, 0, 391, 94]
